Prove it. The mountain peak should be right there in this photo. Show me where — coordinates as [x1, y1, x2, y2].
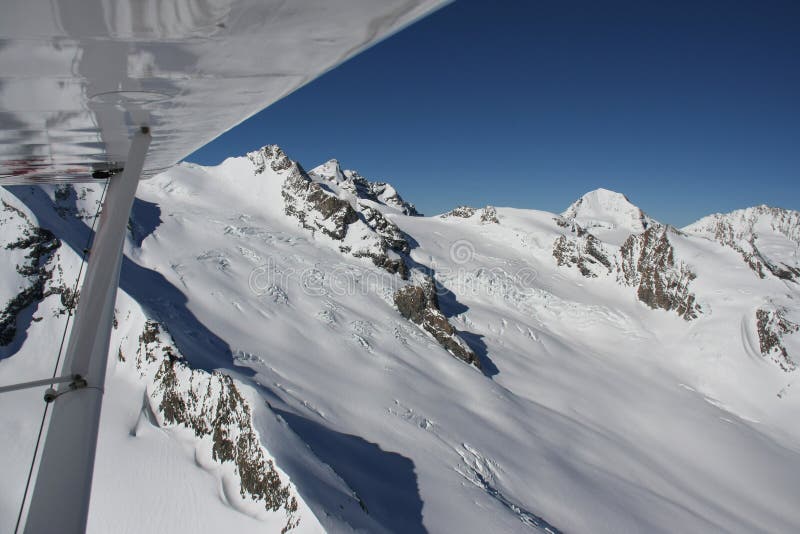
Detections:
[565, 188, 635, 214]
[562, 188, 656, 243]
[308, 159, 419, 216]
[246, 144, 294, 174]
[310, 158, 345, 182]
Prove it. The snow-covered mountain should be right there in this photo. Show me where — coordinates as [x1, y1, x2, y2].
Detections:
[562, 188, 657, 245]
[1, 146, 799, 533]
[683, 205, 800, 281]
[308, 157, 419, 217]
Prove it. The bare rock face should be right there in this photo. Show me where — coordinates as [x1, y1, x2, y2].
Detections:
[275, 150, 409, 278]
[282, 164, 359, 241]
[683, 206, 800, 281]
[0, 199, 72, 345]
[136, 320, 301, 531]
[442, 205, 498, 224]
[441, 205, 476, 219]
[393, 276, 480, 369]
[755, 307, 798, 372]
[479, 206, 499, 224]
[552, 218, 612, 278]
[359, 204, 410, 254]
[353, 204, 410, 277]
[617, 227, 701, 320]
[309, 159, 419, 216]
[53, 184, 98, 220]
[369, 181, 419, 216]
[247, 144, 293, 174]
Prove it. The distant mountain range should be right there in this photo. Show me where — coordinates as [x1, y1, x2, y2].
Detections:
[1, 145, 799, 533]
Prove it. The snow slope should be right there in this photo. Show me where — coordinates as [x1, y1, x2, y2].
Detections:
[562, 188, 657, 245]
[1, 148, 800, 533]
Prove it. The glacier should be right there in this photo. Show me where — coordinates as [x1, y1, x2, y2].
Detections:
[1, 146, 799, 533]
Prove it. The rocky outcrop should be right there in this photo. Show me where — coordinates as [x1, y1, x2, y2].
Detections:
[359, 204, 410, 254]
[552, 219, 612, 278]
[442, 206, 476, 219]
[394, 276, 480, 369]
[353, 204, 410, 277]
[480, 206, 499, 224]
[264, 147, 409, 278]
[134, 320, 301, 531]
[53, 184, 98, 220]
[248, 145, 293, 174]
[369, 181, 419, 216]
[441, 205, 498, 224]
[282, 164, 359, 241]
[617, 227, 701, 320]
[0, 199, 70, 345]
[755, 307, 798, 372]
[310, 159, 419, 216]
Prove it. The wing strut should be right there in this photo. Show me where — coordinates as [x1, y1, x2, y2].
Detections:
[22, 127, 151, 534]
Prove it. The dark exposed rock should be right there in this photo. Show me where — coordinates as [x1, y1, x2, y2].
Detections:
[755, 307, 798, 372]
[479, 206, 499, 224]
[279, 152, 410, 278]
[0, 202, 63, 345]
[709, 231, 793, 281]
[442, 206, 476, 219]
[552, 219, 612, 278]
[353, 250, 409, 279]
[369, 181, 419, 216]
[617, 227, 701, 320]
[141, 321, 300, 530]
[553, 233, 611, 278]
[282, 164, 359, 240]
[359, 205, 410, 254]
[441, 205, 498, 224]
[310, 159, 419, 216]
[52, 184, 98, 220]
[394, 277, 480, 369]
[247, 145, 293, 174]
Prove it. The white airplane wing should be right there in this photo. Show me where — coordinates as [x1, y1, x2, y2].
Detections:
[0, 3, 449, 532]
[0, 0, 448, 185]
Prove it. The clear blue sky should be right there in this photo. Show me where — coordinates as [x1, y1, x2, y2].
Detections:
[185, 0, 799, 226]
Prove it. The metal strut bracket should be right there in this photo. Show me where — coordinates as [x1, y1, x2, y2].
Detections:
[43, 375, 88, 403]
[0, 374, 84, 395]
[23, 126, 152, 534]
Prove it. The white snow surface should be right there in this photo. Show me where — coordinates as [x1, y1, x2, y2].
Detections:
[1, 150, 799, 534]
[562, 188, 657, 245]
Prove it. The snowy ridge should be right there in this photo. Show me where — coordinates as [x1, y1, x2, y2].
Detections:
[754, 305, 799, 371]
[616, 226, 701, 320]
[309, 158, 419, 216]
[2, 147, 800, 533]
[250, 146, 411, 278]
[127, 319, 304, 532]
[683, 205, 800, 280]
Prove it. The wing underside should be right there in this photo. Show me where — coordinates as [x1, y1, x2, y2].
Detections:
[0, 0, 447, 185]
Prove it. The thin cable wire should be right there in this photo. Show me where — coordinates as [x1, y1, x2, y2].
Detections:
[14, 180, 110, 534]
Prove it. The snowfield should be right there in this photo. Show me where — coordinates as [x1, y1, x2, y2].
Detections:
[1, 146, 799, 533]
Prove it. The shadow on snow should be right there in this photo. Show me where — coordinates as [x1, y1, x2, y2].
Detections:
[272, 405, 428, 534]
[7, 185, 250, 377]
